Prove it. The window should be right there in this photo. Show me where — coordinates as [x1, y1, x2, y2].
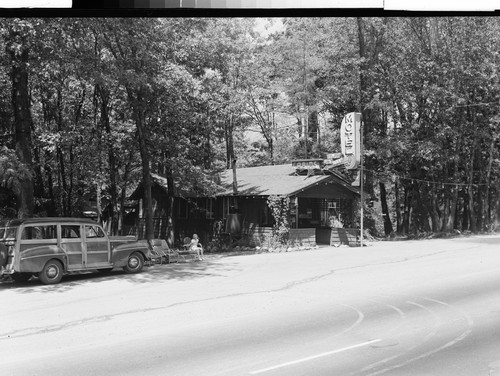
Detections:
[85, 225, 105, 238]
[21, 225, 57, 240]
[0, 226, 17, 240]
[205, 198, 214, 219]
[223, 197, 239, 218]
[61, 225, 80, 239]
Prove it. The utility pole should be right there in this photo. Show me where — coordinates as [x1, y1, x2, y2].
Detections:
[303, 35, 308, 159]
[360, 118, 364, 247]
[340, 112, 362, 246]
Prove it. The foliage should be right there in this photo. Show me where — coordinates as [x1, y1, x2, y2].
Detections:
[0, 146, 32, 196]
[267, 194, 290, 244]
[1, 17, 500, 237]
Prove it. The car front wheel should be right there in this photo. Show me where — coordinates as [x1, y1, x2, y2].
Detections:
[39, 259, 64, 285]
[123, 252, 144, 274]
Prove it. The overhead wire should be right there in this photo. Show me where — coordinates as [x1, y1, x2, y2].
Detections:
[361, 167, 490, 187]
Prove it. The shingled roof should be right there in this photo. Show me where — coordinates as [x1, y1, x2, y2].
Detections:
[130, 164, 359, 200]
[217, 164, 359, 197]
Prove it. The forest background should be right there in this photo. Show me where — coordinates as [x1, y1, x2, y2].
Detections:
[1, 17, 500, 240]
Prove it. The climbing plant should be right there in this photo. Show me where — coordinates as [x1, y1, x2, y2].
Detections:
[267, 194, 290, 244]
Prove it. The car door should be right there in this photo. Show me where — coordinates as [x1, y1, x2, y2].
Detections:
[84, 225, 111, 268]
[60, 224, 84, 270]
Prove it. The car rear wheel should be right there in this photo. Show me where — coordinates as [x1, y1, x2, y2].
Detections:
[39, 259, 64, 285]
[123, 252, 144, 274]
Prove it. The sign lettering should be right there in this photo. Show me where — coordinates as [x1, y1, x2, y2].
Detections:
[340, 112, 361, 170]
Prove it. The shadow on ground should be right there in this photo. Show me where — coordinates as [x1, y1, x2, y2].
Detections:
[0, 255, 243, 293]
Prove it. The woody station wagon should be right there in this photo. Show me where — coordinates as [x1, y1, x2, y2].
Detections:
[0, 218, 153, 284]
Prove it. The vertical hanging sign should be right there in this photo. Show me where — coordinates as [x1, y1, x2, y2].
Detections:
[340, 112, 361, 170]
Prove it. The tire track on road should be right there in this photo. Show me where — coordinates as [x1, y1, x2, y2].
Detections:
[360, 295, 474, 376]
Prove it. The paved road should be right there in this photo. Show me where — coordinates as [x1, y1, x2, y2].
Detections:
[1, 234, 500, 375]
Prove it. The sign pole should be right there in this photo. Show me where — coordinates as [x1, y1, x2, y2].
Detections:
[340, 112, 363, 247]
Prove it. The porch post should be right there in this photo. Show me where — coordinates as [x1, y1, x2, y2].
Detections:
[295, 196, 299, 229]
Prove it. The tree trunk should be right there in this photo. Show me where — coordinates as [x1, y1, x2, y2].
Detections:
[8, 33, 34, 218]
[44, 151, 57, 216]
[494, 193, 500, 231]
[444, 186, 460, 232]
[232, 158, 238, 196]
[444, 108, 466, 231]
[203, 111, 212, 170]
[69, 85, 86, 217]
[402, 183, 412, 234]
[414, 183, 431, 232]
[467, 129, 478, 233]
[482, 136, 496, 231]
[32, 145, 44, 202]
[476, 187, 484, 232]
[463, 192, 469, 230]
[68, 144, 75, 215]
[379, 181, 393, 235]
[118, 147, 135, 236]
[225, 117, 234, 170]
[429, 184, 441, 232]
[356, 17, 385, 234]
[98, 85, 119, 235]
[133, 102, 154, 241]
[395, 178, 402, 233]
[165, 162, 176, 247]
[56, 88, 69, 216]
[225, 115, 238, 199]
[269, 136, 274, 165]
[56, 144, 68, 215]
[356, 17, 367, 121]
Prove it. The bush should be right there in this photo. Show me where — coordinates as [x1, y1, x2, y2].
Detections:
[267, 195, 290, 245]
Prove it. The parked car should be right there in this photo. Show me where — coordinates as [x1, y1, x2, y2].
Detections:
[0, 217, 153, 284]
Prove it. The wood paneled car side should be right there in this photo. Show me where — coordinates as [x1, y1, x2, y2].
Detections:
[0, 218, 153, 284]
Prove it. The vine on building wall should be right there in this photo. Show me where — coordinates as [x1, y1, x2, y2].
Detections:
[267, 194, 290, 244]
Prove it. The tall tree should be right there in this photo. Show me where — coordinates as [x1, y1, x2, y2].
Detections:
[95, 18, 167, 240]
[3, 19, 36, 218]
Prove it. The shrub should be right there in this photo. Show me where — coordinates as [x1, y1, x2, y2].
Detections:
[267, 195, 290, 245]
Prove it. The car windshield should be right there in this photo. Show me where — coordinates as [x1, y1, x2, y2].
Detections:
[0, 226, 18, 241]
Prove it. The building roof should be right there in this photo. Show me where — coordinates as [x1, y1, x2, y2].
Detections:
[129, 175, 166, 201]
[217, 164, 359, 197]
[129, 164, 359, 200]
